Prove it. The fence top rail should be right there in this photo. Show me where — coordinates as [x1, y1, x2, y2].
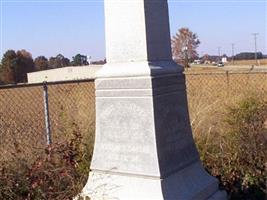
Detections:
[184, 70, 267, 75]
[0, 78, 95, 90]
[0, 70, 266, 89]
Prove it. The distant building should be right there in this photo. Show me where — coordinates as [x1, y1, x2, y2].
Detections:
[222, 57, 227, 63]
[27, 65, 102, 83]
[193, 59, 201, 64]
[204, 60, 211, 64]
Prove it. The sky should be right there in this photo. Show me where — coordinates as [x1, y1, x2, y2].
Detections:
[0, 0, 266, 61]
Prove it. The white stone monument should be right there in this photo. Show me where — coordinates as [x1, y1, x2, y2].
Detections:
[81, 0, 226, 199]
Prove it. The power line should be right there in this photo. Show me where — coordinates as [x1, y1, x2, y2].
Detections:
[252, 33, 259, 65]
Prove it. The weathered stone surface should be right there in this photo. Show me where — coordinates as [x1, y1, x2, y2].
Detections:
[92, 73, 200, 178]
[80, 0, 226, 199]
[82, 162, 221, 200]
[104, 0, 172, 63]
[82, 72, 226, 199]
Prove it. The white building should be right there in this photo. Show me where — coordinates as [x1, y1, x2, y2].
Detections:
[27, 65, 102, 83]
[222, 57, 228, 63]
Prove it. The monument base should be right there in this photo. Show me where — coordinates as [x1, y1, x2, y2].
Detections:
[79, 162, 226, 200]
[76, 61, 226, 200]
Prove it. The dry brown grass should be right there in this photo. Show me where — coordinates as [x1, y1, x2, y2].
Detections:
[0, 72, 266, 199]
[1, 72, 266, 165]
[185, 71, 267, 140]
[185, 72, 267, 199]
[228, 58, 267, 66]
[0, 81, 95, 165]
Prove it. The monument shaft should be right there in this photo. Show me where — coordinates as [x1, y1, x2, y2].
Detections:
[81, 0, 226, 199]
[105, 0, 172, 63]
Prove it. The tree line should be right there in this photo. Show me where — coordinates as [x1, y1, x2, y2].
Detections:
[3, 28, 262, 84]
[0, 50, 90, 84]
[234, 52, 264, 60]
[0, 27, 199, 84]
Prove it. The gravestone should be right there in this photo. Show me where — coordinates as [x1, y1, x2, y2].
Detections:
[81, 0, 226, 199]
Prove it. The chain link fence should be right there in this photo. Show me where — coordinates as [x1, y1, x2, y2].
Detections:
[186, 71, 267, 101]
[0, 80, 95, 165]
[0, 71, 266, 165]
[185, 71, 267, 140]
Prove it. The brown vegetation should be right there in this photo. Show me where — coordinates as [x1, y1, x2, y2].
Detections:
[186, 72, 267, 199]
[227, 58, 267, 66]
[0, 81, 95, 164]
[172, 27, 200, 67]
[0, 72, 266, 199]
[0, 81, 95, 200]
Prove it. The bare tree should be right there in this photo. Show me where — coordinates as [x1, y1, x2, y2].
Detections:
[172, 27, 200, 68]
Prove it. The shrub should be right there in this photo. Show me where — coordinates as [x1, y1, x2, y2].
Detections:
[0, 124, 93, 200]
[196, 97, 267, 199]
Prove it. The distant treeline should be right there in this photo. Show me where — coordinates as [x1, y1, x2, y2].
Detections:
[200, 52, 266, 62]
[0, 49, 106, 85]
[234, 52, 264, 60]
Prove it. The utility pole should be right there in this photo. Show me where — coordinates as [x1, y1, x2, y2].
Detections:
[217, 46, 221, 62]
[231, 43, 235, 65]
[252, 33, 259, 65]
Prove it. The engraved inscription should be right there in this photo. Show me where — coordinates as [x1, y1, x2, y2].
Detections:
[94, 99, 157, 174]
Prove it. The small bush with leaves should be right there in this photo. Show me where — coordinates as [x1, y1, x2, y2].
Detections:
[196, 97, 267, 199]
[0, 124, 93, 200]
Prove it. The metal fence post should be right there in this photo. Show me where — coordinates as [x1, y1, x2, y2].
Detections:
[43, 82, 52, 145]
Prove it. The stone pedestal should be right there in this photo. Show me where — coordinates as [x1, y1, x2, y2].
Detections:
[80, 0, 226, 199]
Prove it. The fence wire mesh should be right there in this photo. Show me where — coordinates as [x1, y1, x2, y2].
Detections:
[185, 71, 267, 141]
[0, 71, 266, 165]
[0, 80, 95, 165]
